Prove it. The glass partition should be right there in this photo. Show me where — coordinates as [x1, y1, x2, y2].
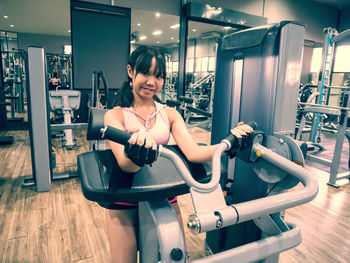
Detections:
[185, 21, 239, 114]
[130, 9, 180, 102]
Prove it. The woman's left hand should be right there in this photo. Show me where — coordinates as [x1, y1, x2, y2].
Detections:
[230, 122, 254, 138]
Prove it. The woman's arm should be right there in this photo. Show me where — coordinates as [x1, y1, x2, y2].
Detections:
[165, 107, 253, 163]
[104, 109, 141, 173]
[165, 107, 220, 163]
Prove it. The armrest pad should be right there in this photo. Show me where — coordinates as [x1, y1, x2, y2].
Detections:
[77, 145, 211, 203]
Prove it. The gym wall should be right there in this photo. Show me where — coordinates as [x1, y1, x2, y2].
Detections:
[339, 7, 350, 32]
[18, 33, 71, 54]
[70, 0, 130, 122]
[85, 0, 343, 44]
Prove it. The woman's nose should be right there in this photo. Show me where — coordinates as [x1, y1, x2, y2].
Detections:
[145, 76, 156, 86]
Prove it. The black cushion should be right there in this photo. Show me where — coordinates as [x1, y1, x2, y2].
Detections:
[77, 145, 211, 203]
[87, 108, 108, 140]
[0, 136, 14, 145]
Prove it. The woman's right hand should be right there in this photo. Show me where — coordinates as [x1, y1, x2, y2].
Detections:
[124, 128, 159, 167]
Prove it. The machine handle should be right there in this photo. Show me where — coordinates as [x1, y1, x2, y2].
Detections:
[221, 121, 257, 150]
[100, 123, 256, 192]
[179, 96, 194, 104]
[100, 126, 131, 145]
[166, 99, 181, 107]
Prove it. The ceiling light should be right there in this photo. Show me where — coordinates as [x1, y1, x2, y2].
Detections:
[10, 25, 14, 27]
[152, 30, 162, 36]
[137, 23, 141, 26]
[192, 29, 196, 32]
[68, 30, 71, 33]
[171, 37, 174, 40]
[139, 35, 147, 40]
[4, 16, 8, 19]
[223, 26, 231, 30]
[130, 40, 136, 44]
[155, 13, 160, 18]
[156, 41, 160, 44]
[170, 24, 180, 29]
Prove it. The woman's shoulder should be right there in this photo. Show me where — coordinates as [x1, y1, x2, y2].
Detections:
[163, 105, 182, 122]
[104, 107, 124, 125]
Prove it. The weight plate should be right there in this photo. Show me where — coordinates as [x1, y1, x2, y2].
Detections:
[253, 135, 291, 184]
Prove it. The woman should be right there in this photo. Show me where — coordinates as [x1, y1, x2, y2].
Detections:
[104, 45, 252, 263]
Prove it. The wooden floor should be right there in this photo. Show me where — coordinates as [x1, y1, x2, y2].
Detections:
[0, 127, 350, 263]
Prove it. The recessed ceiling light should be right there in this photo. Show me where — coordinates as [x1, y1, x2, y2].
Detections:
[137, 23, 141, 26]
[139, 35, 147, 40]
[171, 37, 174, 40]
[152, 30, 162, 36]
[130, 40, 136, 44]
[68, 30, 71, 33]
[156, 41, 160, 44]
[10, 25, 14, 27]
[155, 13, 160, 18]
[170, 24, 180, 29]
[192, 29, 196, 32]
[4, 16, 8, 19]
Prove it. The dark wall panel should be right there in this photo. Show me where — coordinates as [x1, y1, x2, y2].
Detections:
[70, 1, 130, 121]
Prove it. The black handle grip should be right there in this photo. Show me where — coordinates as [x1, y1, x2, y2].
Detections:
[247, 121, 257, 130]
[179, 96, 194, 104]
[102, 126, 131, 145]
[166, 99, 181, 107]
[222, 121, 257, 147]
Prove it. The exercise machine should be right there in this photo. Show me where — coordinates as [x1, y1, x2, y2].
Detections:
[88, 71, 109, 151]
[297, 91, 350, 187]
[166, 96, 212, 130]
[309, 27, 350, 143]
[24, 46, 86, 192]
[49, 89, 81, 149]
[209, 20, 306, 258]
[77, 109, 318, 262]
[4, 72, 24, 122]
[0, 44, 14, 145]
[77, 20, 318, 262]
[166, 96, 212, 128]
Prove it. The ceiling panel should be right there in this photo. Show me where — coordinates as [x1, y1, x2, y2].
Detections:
[0, 0, 349, 40]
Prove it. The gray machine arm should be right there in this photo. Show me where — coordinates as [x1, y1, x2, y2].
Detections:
[183, 141, 318, 233]
[160, 140, 318, 232]
[160, 139, 318, 263]
[192, 224, 301, 263]
[235, 143, 318, 223]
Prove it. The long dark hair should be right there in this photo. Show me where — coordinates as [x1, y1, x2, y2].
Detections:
[113, 45, 166, 107]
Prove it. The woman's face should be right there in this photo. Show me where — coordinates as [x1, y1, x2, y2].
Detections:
[128, 57, 164, 100]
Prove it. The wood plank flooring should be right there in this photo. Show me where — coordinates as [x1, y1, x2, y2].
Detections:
[0, 127, 349, 262]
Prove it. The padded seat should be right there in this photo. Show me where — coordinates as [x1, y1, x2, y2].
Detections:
[78, 145, 211, 203]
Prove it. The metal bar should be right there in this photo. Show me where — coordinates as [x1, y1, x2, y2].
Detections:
[298, 102, 350, 111]
[331, 28, 350, 44]
[160, 143, 227, 192]
[306, 154, 332, 166]
[192, 224, 301, 263]
[51, 123, 88, 131]
[324, 85, 350, 90]
[233, 144, 318, 223]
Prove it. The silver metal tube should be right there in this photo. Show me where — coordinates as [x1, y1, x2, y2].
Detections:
[331, 28, 350, 44]
[192, 224, 301, 263]
[233, 144, 318, 223]
[160, 143, 228, 192]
